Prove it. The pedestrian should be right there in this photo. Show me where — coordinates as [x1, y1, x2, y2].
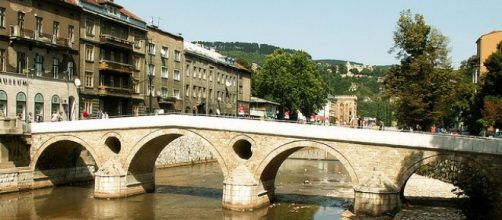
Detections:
[97, 110, 103, 119]
[431, 124, 436, 134]
[58, 112, 64, 121]
[82, 110, 89, 119]
[51, 111, 59, 122]
[28, 112, 33, 123]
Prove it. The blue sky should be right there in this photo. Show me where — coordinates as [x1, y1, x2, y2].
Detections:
[118, 0, 501, 67]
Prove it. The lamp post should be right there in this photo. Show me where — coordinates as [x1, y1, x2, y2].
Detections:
[148, 72, 154, 115]
[74, 78, 81, 120]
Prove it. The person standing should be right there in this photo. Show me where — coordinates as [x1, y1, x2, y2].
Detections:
[431, 124, 437, 134]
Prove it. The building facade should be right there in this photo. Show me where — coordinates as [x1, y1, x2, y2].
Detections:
[145, 25, 184, 114]
[183, 42, 251, 116]
[327, 95, 358, 125]
[0, 0, 81, 121]
[78, 0, 147, 118]
[475, 30, 502, 83]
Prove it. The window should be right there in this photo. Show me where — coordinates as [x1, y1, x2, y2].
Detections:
[50, 95, 60, 115]
[185, 85, 189, 97]
[34, 93, 44, 120]
[35, 16, 43, 37]
[16, 52, 26, 74]
[148, 43, 156, 55]
[35, 54, 43, 76]
[209, 89, 212, 100]
[52, 58, 59, 78]
[174, 50, 181, 61]
[209, 71, 213, 81]
[203, 69, 206, 79]
[217, 73, 221, 83]
[0, 8, 5, 28]
[161, 46, 169, 58]
[173, 89, 180, 99]
[86, 18, 95, 36]
[85, 71, 93, 88]
[148, 64, 155, 76]
[0, 90, 7, 117]
[18, 12, 24, 31]
[198, 68, 202, 78]
[0, 49, 5, 72]
[185, 65, 190, 76]
[161, 67, 168, 78]
[67, 62, 74, 80]
[134, 33, 142, 48]
[52, 21, 60, 42]
[173, 70, 180, 81]
[85, 45, 94, 61]
[16, 92, 26, 120]
[161, 87, 168, 98]
[147, 85, 155, 97]
[193, 67, 197, 77]
[192, 86, 196, 97]
[68, 25, 74, 44]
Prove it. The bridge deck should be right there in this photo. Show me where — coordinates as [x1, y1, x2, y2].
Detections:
[30, 115, 502, 155]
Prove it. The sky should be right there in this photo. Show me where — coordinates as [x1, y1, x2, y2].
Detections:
[118, 0, 502, 67]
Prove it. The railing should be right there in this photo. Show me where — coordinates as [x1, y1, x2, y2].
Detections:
[98, 85, 134, 95]
[99, 60, 134, 74]
[100, 34, 133, 49]
[10, 25, 72, 49]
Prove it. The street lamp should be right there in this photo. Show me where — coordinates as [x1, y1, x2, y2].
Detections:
[148, 71, 154, 115]
[74, 78, 81, 120]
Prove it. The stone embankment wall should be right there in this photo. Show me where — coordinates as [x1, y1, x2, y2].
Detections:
[155, 136, 215, 168]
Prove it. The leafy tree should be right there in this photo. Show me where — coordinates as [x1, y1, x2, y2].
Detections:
[383, 10, 454, 130]
[477, 41, 502, 130]
[253, 49, 327, 119]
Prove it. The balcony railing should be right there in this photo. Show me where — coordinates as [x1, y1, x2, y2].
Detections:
[98, 85, 134, 96]
[100, 34, 134, 50]
[9, 25, 73, 49]
[99, 60, 134, 74]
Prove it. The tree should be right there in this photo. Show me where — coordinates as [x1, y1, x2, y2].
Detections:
[478, 41, 502, 130]
[253, 49, 327, 119]
[383, 10, 454, 130]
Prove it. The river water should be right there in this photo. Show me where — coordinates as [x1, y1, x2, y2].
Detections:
[0, 159, 461, 219]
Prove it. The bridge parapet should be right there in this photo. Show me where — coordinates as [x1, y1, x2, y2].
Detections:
[30, 115, 502, 155]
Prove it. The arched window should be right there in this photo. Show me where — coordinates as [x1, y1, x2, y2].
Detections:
[34, 93, 44, 121]
[51, 95, 60, 115]
[16, 92, 26, 119]
[0, 90, 7, 117]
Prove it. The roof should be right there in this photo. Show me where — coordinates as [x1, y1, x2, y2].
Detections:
[477, 30, 502, 42]
[80, 0, 147, 29]
[148, 25, 183, 41]
[184, 41, 236, 67]
[250, 97, 280, 106]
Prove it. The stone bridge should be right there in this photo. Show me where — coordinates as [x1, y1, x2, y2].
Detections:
[11, 115, 502, 216]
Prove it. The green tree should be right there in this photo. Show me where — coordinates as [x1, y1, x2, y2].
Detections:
[478, 41, 502, 130]
[253, 49, 327, 119]
[383, 10, 454, 130]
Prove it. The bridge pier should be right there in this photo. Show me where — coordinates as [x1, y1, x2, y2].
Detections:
[353, 172, 401, 216]
[222, 165, 270, 211]
[93, 158, 155, 199]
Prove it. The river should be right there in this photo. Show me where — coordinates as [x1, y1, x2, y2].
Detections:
[0, 159, 462, 219]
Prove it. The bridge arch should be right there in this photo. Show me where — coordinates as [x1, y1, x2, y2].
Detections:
[255, 140, 359, 187]
[124, 128, 229, 177]
[397, 153, 493, 189]
[30, 135, 103, 171]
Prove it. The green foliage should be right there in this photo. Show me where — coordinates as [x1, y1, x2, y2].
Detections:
[253, 50, 328, 119]
[384, 10, 455, 130]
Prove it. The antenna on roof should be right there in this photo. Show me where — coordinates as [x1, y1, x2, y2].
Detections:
[157, 17, 162, 28]
[149, 17, 154, 26]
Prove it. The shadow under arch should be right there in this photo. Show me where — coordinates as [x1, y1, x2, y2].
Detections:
[30, 136, 100, 188]
[30, 135, 103, 171]
[255, 140, 358, 186]
[396, 153, 493, 190]
[124, 128, 229, 179]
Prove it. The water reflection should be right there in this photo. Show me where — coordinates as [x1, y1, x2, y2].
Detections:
[0, 159, 353, 219]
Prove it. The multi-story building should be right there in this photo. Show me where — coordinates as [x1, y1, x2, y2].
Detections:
[183, 42, 251, 116]
[78, 0, 147, 117]
[0, 0, 80, 121]
[326, 95, 358, 125]
[475, 30, 502, 83]
[145, 25, 184, 114]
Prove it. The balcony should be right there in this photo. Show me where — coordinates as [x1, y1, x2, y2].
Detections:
[99, 60, 134, 74]
[98, 85, 134, 97]
[9, 25, 74, 50]
[100, 34, 134, 50]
